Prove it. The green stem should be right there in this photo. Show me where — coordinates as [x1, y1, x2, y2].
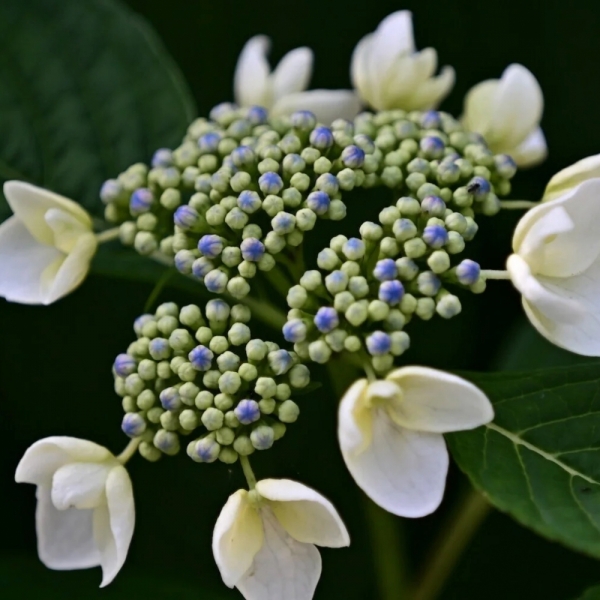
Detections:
[240, 455, 257, 490]
[263, 267, 294, 299]
[480, 269, 511, 280]
[95, 227, 121, 243]
[499, 200, 538, 210]
[144, 268, 175, 313]
[411, 488, 491, 600]
[117, 438, 141, 464]
[364, 496, 410, 600]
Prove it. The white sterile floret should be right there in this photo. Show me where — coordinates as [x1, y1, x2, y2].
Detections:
[0, 181, 98, 304]
[212, 479, 350, 600]
[15, 437, 135, 587]
[338, 367, 493, 517]
[507, 178, 600, 356]
[351, 11, 455, 111]
[234, 36, 360, 123]
[462, 64, 546, 167]
[542, 153, 600, 202]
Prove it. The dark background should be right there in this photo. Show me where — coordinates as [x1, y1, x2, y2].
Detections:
[1, 0, 600, 598]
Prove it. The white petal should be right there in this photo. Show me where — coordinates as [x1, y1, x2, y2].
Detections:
[234, 36, 272, 108]
[490, 64, 543, 151]
[3, 180, 91, 245]
[272, 90, 361, 124]
[43, 232, 97, 304]
[213, 489, 264, 588]
[340, 409, 448, 518]
[402, 64, 455, 111]
[45, 208, 90, 253]
[16, 437, 113, 486]
[97, 466, 135, 587]
[51, 462, 113, 510]
[0, 217, 63, 305]
[337, 379, 371, 455]
[384, 367, 493, 433]
[462, 79, 499, 135]
[271, 47, 313, 101]
[369, 11, 415, 78]
[350, 33, 374, 105]
[377, 54, 421, 110]
[255, 479, 349, 548]
[35, 484, 100, 571]
[509, 127, 547, 168]
[237, 509, 321, 600]
[544, 153, 600, 202]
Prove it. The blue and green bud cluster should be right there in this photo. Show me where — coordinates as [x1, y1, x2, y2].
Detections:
[113, 300, 310, 464]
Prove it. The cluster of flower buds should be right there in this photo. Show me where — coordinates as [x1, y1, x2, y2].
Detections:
[113, 300, 310, 464]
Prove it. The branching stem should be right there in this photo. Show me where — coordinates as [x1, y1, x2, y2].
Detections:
[117, 438, 141, 464]
[240, 455, 257, 490]
[480, 269, 511, 280]
[96, 227, 121, 243]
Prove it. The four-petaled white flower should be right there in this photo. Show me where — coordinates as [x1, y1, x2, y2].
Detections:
[0, 181, 97, 305]
[543, 153, 600, 202]
[462, 64, 546, 168]
[338, 367, 493, 517]
[351, 11, 455, 112]
[507, 178, 600, 356]
[234, 36, 360, 124]
[213, 478, 350, 600]
[15, 437, 135, 587]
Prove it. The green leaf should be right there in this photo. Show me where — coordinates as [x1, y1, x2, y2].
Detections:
[447, 363, 600, 559]
[0, 0, 195, 220]
[578, 586, 600, 600]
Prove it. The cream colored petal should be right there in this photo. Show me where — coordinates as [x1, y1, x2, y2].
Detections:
[255, 479, 349, 548]
[341, 408, 448, 517]
[51, 462, 113, 510]
[43, 232, 97, 305]
[271, 47, 313, 101]
[0, 216, 64, 305]
[369, 11, 415, 77]
[3, 181, 91, 245]
[35, 484, 100, 570]
[384, 367, 493, 433]
[377, 54, 421, 110]
[509, 127, 547, 168]
[337, 379, 372, 456]
[237, 509, 321, 600]
[16, 437, 113, 486]
[45, 208, 90, 253]
[213, 489, 264, 588]
[402, 65, 455, 111]
[234, 35, 272, 108]
[544, 154, 600, 202]
[462, 79, 499, 134]
[272, 90, 361, 124]
[351, 33, 375, 105]
[97, 466, 135, 587]
[490, 64, 543, 151]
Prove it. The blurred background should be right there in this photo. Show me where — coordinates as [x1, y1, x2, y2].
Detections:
[1, 0, 599, 598]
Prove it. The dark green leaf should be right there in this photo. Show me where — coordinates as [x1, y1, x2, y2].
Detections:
[448, 363, 600, 559]
[577, 585, 600, 600]
[0, 0, 195, 219]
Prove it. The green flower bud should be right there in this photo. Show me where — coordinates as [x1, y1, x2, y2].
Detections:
[147, 406, 164, 424]
[216, 426, 235, 445]
[119, 222, 137, 246]
[203, 369, 221, 389]
[169, 329, 194, 352]
[122, 396, 137, 412]
[157, 315, 178, 336]
[224, 410, 240, 428]
[209, 336, 229, 355]
[287, 285, 308, 309]
[346, 276, 367, 299]
[390, 331, 410, 355]
[314, 156, 332, 174]
[246, 339, 268, 362]
[218, 447, 239, 464]
[379, 206, 400, 226]
[180, 305, 204, 329]
[179, 409, 199, 430]
[137, 389, 156, 410]
[130, 337, 151, 357]
[287, 230, 304, 247]
[202, 407, 224, 431]
[192, 436, 221, 463]
[379, 236, 399, 258]
[372, 354, 394, 374]
[328, 200, 347, 221]
[160, 411, 179, 431]
[258, 253, 276, 271]
[446, 231, 466, 254]
[196, 326, 213, 345]
[369, 300, 390, 321]
[139, 441, 162, 462]
[404, 238, 427, 259]
[278, 400, 300, 423]
[272, 422, 287, 440]
[262, 194, 284, 216]
[334, 291, 355, 313]
[219, 371, 242, 394]
[236, 363, 256, 382]
[251, 425, 275, 450]
[445, 212, 467, 234]
[134, 231, 158, 255]
[230, 171, 252, 192]
[427, 250, 451, 274]
[301, 147, 320, 164]
[258, 158, 280, 174]
[395, 196, 421, 217]
[393, 218, 417, 242]
[344, 335, 362, 352]
[170, 355, 186, 373]
[238, 260, 257, 279]
[416, 297, 436, 320]
[259, 398, 276, 414]
[228, 322, 251, 346]
[136, 359, 155, 381]
[325, 329, 347, 352]
[180, 382, 200, 404]
[340, 261, 361, 278]
[255, 377, 277, 398]
[137, 213, 158, 232]
[190, 192, 211, 212]
[296, 208, 317, 231]
[178, 362, 197, 382]
[470, 278, 486, 294]
[233, 435, 255, 456]
[396, 257, 419, 280]
[299, 270, 322, 291]
[264, 231, 286, 254]
[230, 305, 251, 325]
[276, 383, 291, 401]
[195, 390, 214, 410]
[381, 166, 403, 188]
[359, 222, 383, 241]
[217, 351, 240, 373]
[436, 294, 462, 319]
[283, 187, 303, 208]
[346, 301, 369, 327]
[125, 374, 145, 397]
[227, 277, 251, 299]
[338, 168, 356, 191]
[154, 429, 180, 456]
[206, 204, 227, 226]
[317, 248, 340, 271]
[289, 364, 310, 388]
[385, 309, 406, 331]
[308, 340, 331, 364]
[214, 393, 234, 411]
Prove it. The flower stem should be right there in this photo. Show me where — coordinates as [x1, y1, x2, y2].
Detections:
[96, 227, 121, 243]
[364, 496, 409, 600]
[117, 438, 141, 464]
[499, 200, 539, 210]
[144, 268, 175, 313]
[240, 455, 257, 490]
[410, 488, 491, 600]
[480, 269, 511, 280]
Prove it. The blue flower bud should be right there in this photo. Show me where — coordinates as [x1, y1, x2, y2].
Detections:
[100, 179, 123, 204]
[237, 190, 262, 214]
[174, 250, 196, 274]
[194, 437, 221, 463]
[325, 270, 348, 294]
[421, 110, 442, 129]
[198, 235, 224, 259]
[206, 298, 230, 322]
[316, 173, 339, 196]
[235, 399, 261, 425]
[282, 154, 306, 174]
[198, 132, 222, 153]
[231, 145, 255, 168]
[417, 271, 442, 296]
[366, 331, 392, 356]
[283, 319, 307, 343]
[373, 259, 397, 282]
[341, 145, 365, 168]
[268, 349, 294, 375]
[160, 387, 182, 411]
[240, 237, 265, 262]
[192, 257, 215, 279]
[114, 353, 137, 377]
[152, 148, 174, 168]
[130, 188, 154, 215]
[467, 176, 491, 199]
[154, 430, 180, 455]
[246, 105, 268, 124]
[342, 238, 366, 261]
[272, 212, 296, 235]
[456, 259, 481, 285]
[306, 191, 330, 215]
[314, 307, 339, 333]
[310, 126, 334, 149]
[420, 136, 445, 159]
[251, 425, 275, 450]
[259, 172, 284, 195]
[353, 133, 375, 154]
[189, 345, 214, 371]
[205, 269, 229, 293]
[423, 225, 449, 249]
[149, 338, 171, 360]
[121, 413, 146, 437]
[379, 280, 405, 305]
[174, 205, 200, 230]
[494, 154, 517, 179]
[421, 195, 446, 217]
[134, 314, 154, 336]
[291, 110, 317, 130]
